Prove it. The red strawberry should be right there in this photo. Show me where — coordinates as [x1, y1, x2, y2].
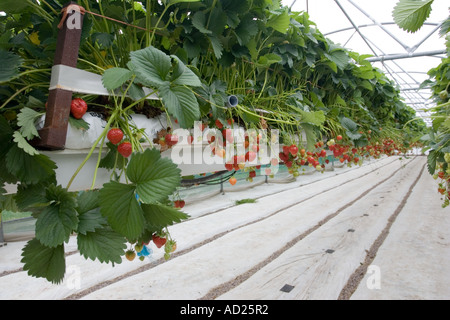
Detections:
[246, 151, 257, 162]
[249, 171, 256, 178]
[165, 134, 178, 146]
[289, 144, 298, 156]
[70, 98, 87, 119]
[215, 119, 223, 129]
[152, 234, 167, 248]
[107, 128, 124, 145]
[187, 135, 194, 144]
[118, 141, 132, 158]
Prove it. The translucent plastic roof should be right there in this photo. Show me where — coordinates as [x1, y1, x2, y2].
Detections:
[283, 0, 449, 125]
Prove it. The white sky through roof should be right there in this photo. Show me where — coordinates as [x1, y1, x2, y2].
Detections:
[282, 0, 450, 125]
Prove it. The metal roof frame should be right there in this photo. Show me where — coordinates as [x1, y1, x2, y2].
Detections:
[285, 0, 449, 126]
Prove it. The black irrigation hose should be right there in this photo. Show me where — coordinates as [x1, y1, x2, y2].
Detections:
[180, 170, 234, 187]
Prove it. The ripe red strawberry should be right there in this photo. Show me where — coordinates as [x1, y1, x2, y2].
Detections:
[225, 162, 234, 171]
[118, 141, 132, 158]
[289, 144, 298, 156]
[70, 98, 87, 119]
[107, 128, 124, 145]
[187, 135, 194, 144]
[246, 151, 257, 162]
[165, 133, 178, 146]
[249, 171, 256, 178]
[215, 119, 223, 129]
[336, 135, 343, 141]
[152, 234, 167, 248]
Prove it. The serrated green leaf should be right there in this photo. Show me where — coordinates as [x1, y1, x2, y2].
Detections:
[209, 35, 223, 60]
[299, 110, 325, 127]
[76, 190, 107, 235]
[170, 55, 202, 87]
[77, 227, 126, 264]
[257, 53, 282, 66]
[127, 148, 181, 203]
[392, 0, 434, 33]
[69, 116, 90, 131]
[346, 131, 363, 140]
[102, 67, 134, 91]
[191, 11, 212, 34]
[76, 190, 100, 214]
[0, 0, 30, 13]
[99, 181, 144, 240]
[427, 149, 437, 174]
[77, 209, 107, 235]
[5, 144, 57, 185]
[129, 46, 172, 87]
[267, 9, 290, 34]
[0, 50, 23, 83]
[35, 185, 78, 247]
[21, 238, 66, 284]
[142, 203, 189, 231]
[340, 117, 358, 132]
[159, 84, 201, 128]
[16, 107, 43, 140]
[12, 131, 39, 156]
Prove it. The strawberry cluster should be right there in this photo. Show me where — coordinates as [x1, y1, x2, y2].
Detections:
[107, 127, 133, 158]
[434, 154, 450, 208]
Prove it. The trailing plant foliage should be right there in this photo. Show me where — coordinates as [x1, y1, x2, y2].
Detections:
[393, 0, 450, 206]
[0, 0, 431, 283]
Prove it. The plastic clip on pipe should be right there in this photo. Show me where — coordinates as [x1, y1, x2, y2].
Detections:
[226, 95, 239, 108]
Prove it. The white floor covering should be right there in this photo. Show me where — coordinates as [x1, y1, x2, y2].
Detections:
[1, 155, 449, 300]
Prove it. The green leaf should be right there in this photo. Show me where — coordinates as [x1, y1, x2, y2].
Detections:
[0, 0, 30, 14]
[69, 117, 90, 131]
[77, 227, 126, 265]
[0, 49, 23, 83]
[76, 190, 107, 235]
[21, 238, 66, 284]
[102, 67, 134, 91]
[299, 110, 325, 127]
[267, 9, 290, 34]
[127, 148, 181, 203]
[257, 53, 282, 67]
[168, 0, 201, 4]
[142, 203, 189, 231]
[209, 35, 224, 60]
[170, 55, 202, 87]
[5, 145, 57, 185]
[324, 50, 349, 71]
[16, 107, 43, 140]
[129, 46, 172, 87]
[235, 15, 258, 45]
[159, 84, 201, 129]
[35, 185, 78, 247]
[191, 11, 212, 34]
[340, 117, 358, 132]
[427, 149, 437, 174]
[13, 131, 39, 156]
[99, 181, 145, 240]
[392, 0, 434, 33]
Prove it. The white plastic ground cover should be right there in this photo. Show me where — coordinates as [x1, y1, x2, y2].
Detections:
[49, 65, 159, 99]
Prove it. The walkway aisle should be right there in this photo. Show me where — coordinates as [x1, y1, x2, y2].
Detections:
[1, 156, 448, 300]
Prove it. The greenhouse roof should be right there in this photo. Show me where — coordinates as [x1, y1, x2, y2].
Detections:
[283, 0, 449, 126]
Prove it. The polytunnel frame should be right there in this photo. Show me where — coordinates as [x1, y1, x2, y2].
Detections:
[289, 0, 447, 126]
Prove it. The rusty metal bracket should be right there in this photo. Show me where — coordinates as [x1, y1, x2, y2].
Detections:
[33, 1, 85, 150]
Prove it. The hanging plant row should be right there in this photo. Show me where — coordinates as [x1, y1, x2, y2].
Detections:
[0, 0, 429, 284]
